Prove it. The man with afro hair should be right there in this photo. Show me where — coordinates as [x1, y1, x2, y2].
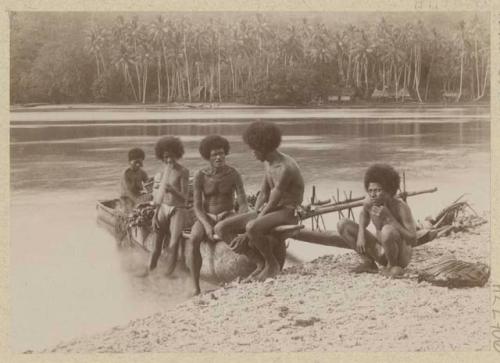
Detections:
[338, 163, 416, 277]
[185, 135, 248, 295]
[120, 147, 149, 210]
[149, 136, 190, 274]
[216, 121, 304, 282]
[292, 164, 416, 278]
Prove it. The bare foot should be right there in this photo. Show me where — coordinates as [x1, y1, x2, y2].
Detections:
[255, 261, 280, 282]
[379, 266, 404, 278]
[242, 263, 264, 283]
[135, 267, 150, 278]
[350, 261, 378, 274]
[185, 288, 201, 298]
[389, 266, 404, 278]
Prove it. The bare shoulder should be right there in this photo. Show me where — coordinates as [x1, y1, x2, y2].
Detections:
[227, 165, 243, 180]
[180, 165, 190, 177]
[282, 152, 300, 170]
[393, 198, 413, 216]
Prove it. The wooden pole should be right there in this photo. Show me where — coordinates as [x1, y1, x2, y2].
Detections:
[300, 187, 437, 219]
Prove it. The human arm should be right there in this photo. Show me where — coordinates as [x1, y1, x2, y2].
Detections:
[257, 165, 290, 217]
[161, 168, 189, 203]
[372, 200, 417, 245]
[121, 169, 140, 197]
[192, 171, 215, 240]
[356, 197, 372, 253]
[234, 171, 248, 213]
[253, 175, 270, 212]
[152, 204, 161, 231]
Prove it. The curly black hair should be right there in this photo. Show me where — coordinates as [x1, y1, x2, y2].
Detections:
[198, 135, 230, 160]
[128, 147, 145, 161]
[242, 121, 282, 153]
[363, 164, 400, 196]
[154, 136, 184, 160]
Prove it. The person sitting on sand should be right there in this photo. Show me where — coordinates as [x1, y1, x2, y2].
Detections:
[293, 163, 416, 278]
[185, 135, 248, 296]
[215, 121, 304, 282]
[120, 147, 149, 211]
[149, 136, 190, 274]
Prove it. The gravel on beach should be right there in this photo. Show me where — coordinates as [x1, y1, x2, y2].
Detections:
[47, 223, 490, 353]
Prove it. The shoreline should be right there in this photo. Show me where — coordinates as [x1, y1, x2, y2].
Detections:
[44, 222, 490, 353]
[11, 101, 490, 113]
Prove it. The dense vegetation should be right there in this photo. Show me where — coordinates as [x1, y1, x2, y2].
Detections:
[10, 12, 490, 105]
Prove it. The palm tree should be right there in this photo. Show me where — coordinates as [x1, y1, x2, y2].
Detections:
[84, 24, 107, 79]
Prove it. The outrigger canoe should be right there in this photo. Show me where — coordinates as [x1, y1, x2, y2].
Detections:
[96, 198, 300, 283]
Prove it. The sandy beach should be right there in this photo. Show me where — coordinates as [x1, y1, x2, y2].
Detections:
[43, 220, 490, 353]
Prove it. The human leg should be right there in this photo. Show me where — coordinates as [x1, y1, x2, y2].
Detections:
[337, 218, 386, 273]
[213, 211, 265, 282]
[185, 221, 206, 296]
[246, 208, 296, 281]
[379, 224, 411, 277]
[164, 208, 188, 276]
[149, 218, 168, 271]
[214, 211, 257, 243]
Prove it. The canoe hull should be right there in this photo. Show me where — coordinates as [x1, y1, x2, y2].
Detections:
[96, 199, 286, 283]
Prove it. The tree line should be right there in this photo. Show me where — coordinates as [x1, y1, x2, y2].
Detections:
[10, 12, 490, 105]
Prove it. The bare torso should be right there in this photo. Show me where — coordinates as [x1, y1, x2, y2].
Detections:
[369, 197, 416, 246]
[121, 167, 148, 199]
[265, 152, 304, 208]
[157, 164, 189, 207]
[198, 165, 241, 215]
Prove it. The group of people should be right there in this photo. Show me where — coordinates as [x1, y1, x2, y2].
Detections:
[120, 121, 417, 296]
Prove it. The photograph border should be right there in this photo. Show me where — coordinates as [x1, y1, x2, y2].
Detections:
[0, 0, 498, 362]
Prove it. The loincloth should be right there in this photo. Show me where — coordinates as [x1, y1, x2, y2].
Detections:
[206, 210, 234, 225]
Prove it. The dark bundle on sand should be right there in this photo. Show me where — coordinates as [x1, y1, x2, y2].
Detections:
[417, 256, 490, 288]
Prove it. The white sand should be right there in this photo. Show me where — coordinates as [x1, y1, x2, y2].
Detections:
[46, 223, 490, 353]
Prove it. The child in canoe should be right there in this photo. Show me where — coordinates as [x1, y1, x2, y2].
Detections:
[120, 148, 149, 211]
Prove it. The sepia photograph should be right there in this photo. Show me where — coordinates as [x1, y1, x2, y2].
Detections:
[4, 2, 497, 359]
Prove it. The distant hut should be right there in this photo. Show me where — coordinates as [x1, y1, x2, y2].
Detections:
[395, 87, 411, 100]
[371, 86, 389, 100]
[442, 90, 470, 102]
[327, 87, 356, 103]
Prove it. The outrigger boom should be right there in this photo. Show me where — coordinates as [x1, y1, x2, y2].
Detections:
[299, 187, 438, 220]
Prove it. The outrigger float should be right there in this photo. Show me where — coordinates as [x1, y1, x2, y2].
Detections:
[96, 178, 452, 284]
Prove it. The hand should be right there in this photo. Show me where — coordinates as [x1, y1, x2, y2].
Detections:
[229, 234, 249, 254]
[356, 235, 366, 254]
[370, 205, 393, 223]
[362, 195, 373, 210]
[204, 224, 215, 241]
[152, 213, 160, 232]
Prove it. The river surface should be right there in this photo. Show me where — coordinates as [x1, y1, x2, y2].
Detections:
[9, 106, 490, 352]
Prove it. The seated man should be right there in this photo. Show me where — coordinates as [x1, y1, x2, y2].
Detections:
[186, 135, 248, 296]
[216, 121, 304, 282]
[120, 147, 149, 211]
[149, 136, 190, 274]
[294, 164, 416, 278]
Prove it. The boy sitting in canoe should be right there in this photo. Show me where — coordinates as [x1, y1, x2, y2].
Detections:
[186, 135, 248, 296]
[120, 148, 149, 211]
[294, 163, 416, 278]
[216, 121, 304, 282]
[149, 136, 190, 274]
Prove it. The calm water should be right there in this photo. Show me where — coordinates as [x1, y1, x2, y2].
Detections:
[10, 107, 490, 351]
